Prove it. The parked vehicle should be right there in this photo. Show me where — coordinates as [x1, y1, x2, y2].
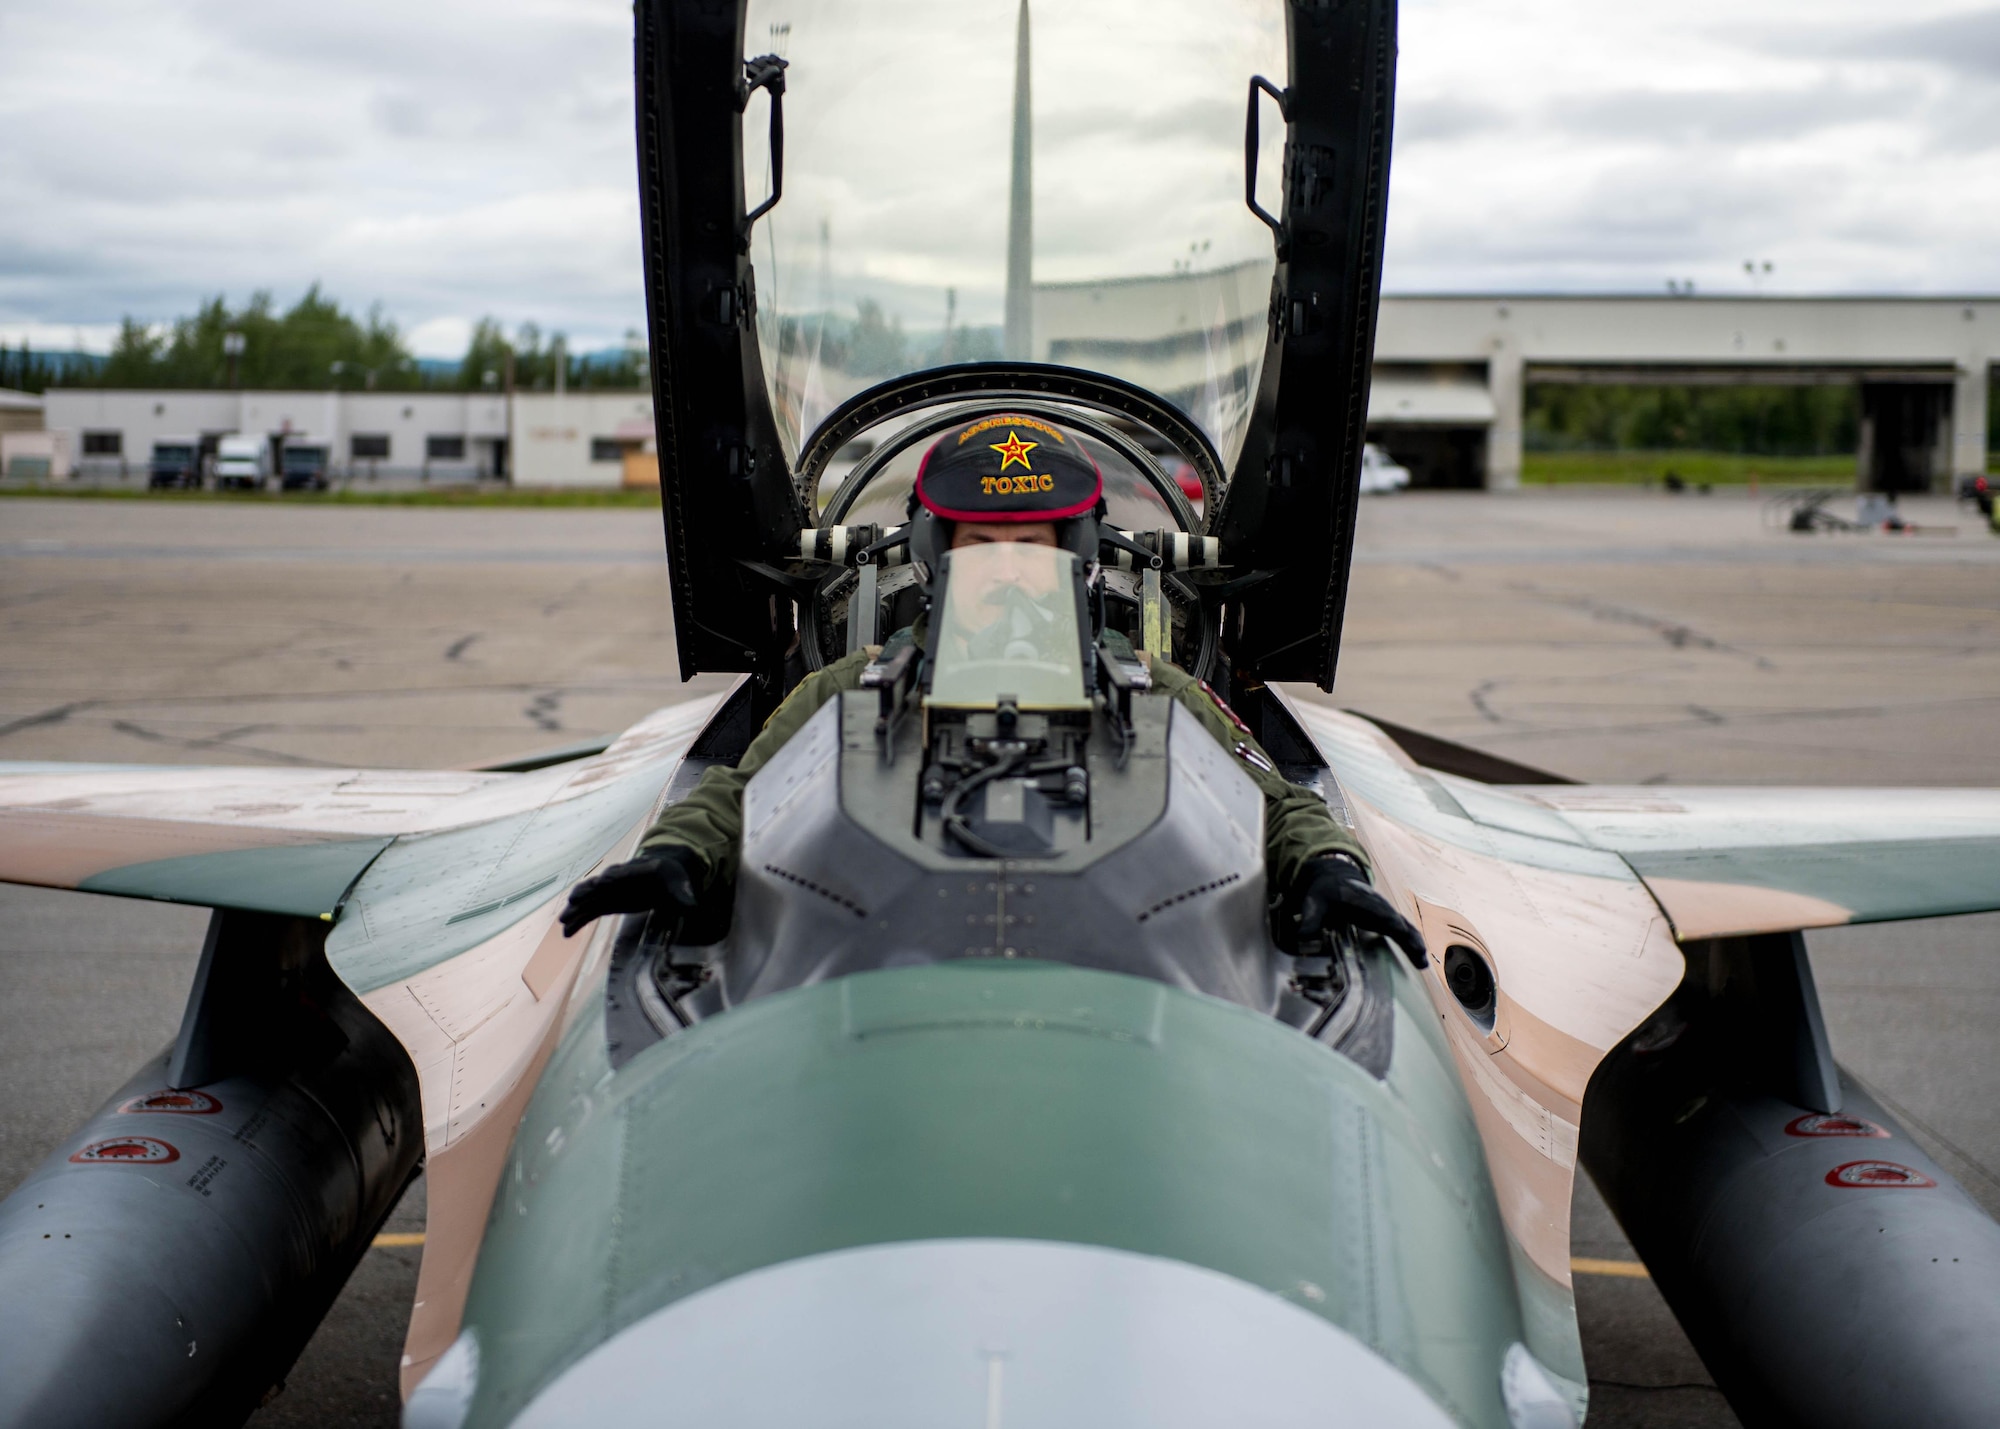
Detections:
[1966, 474, 1999, 534]
[1359, 441, 1412, 494]
[279, 439, 332, 491]
[146, 438, 201, 490]
[213, 434, 267, 491]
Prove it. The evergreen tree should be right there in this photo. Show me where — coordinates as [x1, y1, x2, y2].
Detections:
[87, 288, 422, 390]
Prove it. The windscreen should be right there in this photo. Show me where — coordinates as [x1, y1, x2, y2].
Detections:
[743, 0, 1285, 472]
[928, 542, 1090, 711]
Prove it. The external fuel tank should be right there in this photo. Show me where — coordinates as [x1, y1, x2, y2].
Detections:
[0, 911, 422, 1429]
[1584, 930, 2000, 1427]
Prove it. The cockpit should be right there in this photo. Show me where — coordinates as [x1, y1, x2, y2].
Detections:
[798, 401, 1221, 683]
[611, 0, 1401, 1059]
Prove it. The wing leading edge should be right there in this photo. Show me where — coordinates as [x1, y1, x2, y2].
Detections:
[0, 764, 504, 918]
[1505, 786, 2000, 940]
[0, 700, 723, 925]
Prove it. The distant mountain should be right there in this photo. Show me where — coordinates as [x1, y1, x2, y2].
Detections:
[0, 349, 106, 392]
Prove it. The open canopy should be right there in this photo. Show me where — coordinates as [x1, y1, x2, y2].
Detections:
[743, 0, 1285, 474]
[635, 0, 1396, 695]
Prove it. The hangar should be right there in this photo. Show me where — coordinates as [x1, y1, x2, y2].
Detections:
[1376, 295, 1997, 491]
[1033, 274, 1998, 491]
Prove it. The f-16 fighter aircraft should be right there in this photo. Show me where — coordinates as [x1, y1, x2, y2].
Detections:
[3, 3, 1999, 1427]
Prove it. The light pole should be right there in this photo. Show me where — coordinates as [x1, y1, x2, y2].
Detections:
[222, 331, 246, 387]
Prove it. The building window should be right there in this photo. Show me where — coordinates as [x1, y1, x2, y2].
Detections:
[590, 438, 626, 462]
[81, 430, 122, 456]
[426, 435, 466, 461]
[351, 434, 391, 460]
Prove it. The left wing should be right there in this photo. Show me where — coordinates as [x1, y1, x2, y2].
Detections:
[1315, 709, 2000, 943]
[1288, 700, 2000, 1347]
[1495, 785, 2000, 941]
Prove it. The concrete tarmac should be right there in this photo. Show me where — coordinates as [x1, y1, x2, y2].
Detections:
[3, 490, 1997, 1427]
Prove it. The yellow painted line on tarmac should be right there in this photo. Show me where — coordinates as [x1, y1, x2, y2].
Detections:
[372, 1232, 426, 1248]
[1571, 1256, 1650, 1279]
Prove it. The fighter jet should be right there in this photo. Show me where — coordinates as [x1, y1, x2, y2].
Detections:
[3, 2, 1999, 1426]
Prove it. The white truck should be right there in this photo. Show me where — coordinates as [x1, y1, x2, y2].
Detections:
[213, 434, 267, 491]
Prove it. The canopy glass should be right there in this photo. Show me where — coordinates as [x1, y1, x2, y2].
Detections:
[741, 0, 1286, 471]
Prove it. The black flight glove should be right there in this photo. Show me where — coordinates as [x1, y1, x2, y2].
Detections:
[1292, 855, 1429, 969]
[560, 846, 705, 938]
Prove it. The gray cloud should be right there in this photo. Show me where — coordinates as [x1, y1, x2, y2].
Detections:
[0, 0, 641, 350]
[1547, 83, 1918, 146]
[4, 0, 1999, 354]
[1395, 98, 1508, 146]
[1846, 8, 2000, 76]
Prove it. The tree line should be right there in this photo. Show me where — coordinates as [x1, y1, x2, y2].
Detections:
[1525, 383, 1861, 456]
[0, 288, 647, 394]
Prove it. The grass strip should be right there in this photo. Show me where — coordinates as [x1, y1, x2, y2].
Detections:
[1523, 451, 1858, 486]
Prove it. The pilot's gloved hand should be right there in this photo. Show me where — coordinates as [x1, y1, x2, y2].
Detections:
[1292, 854, 1428, 969]
[560, 846, 704, 938]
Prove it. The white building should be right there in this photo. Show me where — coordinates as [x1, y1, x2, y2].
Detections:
[43, 389, 511, 483]
[0, 388, 63, 480]
[0, 386, 42, 435]
[38, 387, 665, 489]
[511, 392, 658, 489]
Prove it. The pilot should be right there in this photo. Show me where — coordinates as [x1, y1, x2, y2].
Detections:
[562, 413, 1425, 967]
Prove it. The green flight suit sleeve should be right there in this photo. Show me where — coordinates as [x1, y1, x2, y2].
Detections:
[638, 649, 873, 894]
[1143, 656, 1367, 895]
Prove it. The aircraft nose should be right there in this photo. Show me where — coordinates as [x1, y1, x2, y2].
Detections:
[468, 1239, 1459, 1429]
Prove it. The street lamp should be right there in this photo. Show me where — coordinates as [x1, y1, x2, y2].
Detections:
[222, 331, 246, 387]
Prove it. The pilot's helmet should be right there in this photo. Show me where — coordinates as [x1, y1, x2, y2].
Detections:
[906, 413, 1104, 578]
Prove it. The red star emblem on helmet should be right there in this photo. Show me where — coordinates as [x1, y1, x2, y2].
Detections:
[989, 430, 1039, 471]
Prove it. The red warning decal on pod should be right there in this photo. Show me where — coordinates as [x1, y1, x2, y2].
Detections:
[1826, 1160, 1935, 1189]
[1787, 1113, 1887, 1139]
[120, 1090, 222, 1116]
[70, 1136, 180, 1165]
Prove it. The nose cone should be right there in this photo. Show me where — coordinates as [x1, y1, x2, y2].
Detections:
[503, 1239, 1456, 1428]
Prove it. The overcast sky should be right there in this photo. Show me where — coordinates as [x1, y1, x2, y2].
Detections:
[1, 0, 1995, 357]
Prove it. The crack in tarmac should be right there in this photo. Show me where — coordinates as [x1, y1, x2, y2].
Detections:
[1457, 688, 2000, 749]
[1507, 584, 1777, 669]
[0, 701, 98, 741]
[107, 719, 348, 767]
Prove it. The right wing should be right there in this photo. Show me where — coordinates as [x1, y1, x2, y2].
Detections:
[0, 692, 735, 1393]
[0, 699, 724, 951]
[0, 763, 506, 918]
